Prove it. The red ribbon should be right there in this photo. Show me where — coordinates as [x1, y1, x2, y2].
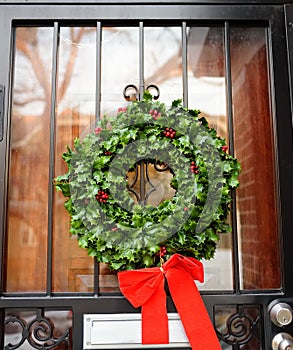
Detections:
[118, 254, 221, 350]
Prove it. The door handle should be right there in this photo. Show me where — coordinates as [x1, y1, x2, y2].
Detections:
[0, 84, 4, 141]
[272, 333, 293, 350]
[270, 303, 293, 327]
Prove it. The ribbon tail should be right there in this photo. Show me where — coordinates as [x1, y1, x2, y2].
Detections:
[141, 277, 169, 344]
[166, 268, 221, 350]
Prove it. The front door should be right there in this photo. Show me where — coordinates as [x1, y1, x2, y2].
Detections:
[1, 3, 293, 350]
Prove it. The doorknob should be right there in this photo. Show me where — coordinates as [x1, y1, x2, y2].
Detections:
[270, 303, 293, 327]
[272, 333, 293, 350]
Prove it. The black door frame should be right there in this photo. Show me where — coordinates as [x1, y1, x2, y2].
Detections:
[1, 3, 293, 350]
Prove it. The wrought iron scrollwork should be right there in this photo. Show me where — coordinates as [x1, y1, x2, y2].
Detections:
[4, 309, 70, 350]
[223, 312, 255, 345]
[154, 160, 169, 172]
[146, 84, 160, 100]
[215, 305, 262, 349]
[123, 84, 138, 101]
[123, 83, 171, 206]
[123, 83, 160, 101]
[127, 160, 171, 205]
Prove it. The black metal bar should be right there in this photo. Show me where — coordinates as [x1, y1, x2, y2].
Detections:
[0, 15, 14, 299]
[224, 21, 240, 293]
[0, 4, 284, 22]
[139, 161, 146, 205]
[0, 0, 288, 5]
[0, 85, 5, 142]
[182, 22, 188, 108]
[127, 163, 140, 202]
[95, 21, 101, 124]
[138, 22, 147, 207]
[144, 162, 156, 202]
[272, 5, 293, 295]
[0, 308, 4, 350]
[47, 22, 60, 296]
[139, 21, 144, 99]
[94, 21, 102, 296]
[94, 259, 99, 296]
[0, 292, 283, 310]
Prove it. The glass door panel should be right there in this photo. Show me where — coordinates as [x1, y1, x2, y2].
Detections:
[5, 22, 281, 295]
[101, 27, 139, 116]
[187, 26, 233, 290]
[230, 27, 281, 290]
[144, 27, 182, 104]
[6, 27, 54, 292]
[53, 27, 97, 292]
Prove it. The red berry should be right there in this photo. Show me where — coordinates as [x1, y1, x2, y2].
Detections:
[94, 127, 103, 135]
[159, 246, 167, 257]
[96, 190, 109, 203]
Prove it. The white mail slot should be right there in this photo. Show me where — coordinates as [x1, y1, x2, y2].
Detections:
[83, 313, 190, 349]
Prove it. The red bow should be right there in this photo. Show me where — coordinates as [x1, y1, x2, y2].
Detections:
[118, 254, 221, 350]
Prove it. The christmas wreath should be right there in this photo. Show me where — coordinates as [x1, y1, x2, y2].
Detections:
[54, 92, 240, 271]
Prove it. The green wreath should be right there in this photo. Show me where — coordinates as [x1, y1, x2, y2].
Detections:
[54, 92, 240, 271]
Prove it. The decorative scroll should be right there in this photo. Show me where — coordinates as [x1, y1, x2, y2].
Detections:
[127, 160, 171, 205]
[123, 83, 160, 101]
[215, 305, 262, 349]
[4, 309, 71, 350]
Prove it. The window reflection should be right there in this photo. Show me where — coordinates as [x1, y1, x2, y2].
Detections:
[187, 27, 232, 290]
[53, 27, 96, 292]
[144, 27, 182, 104]
[101, 27, 139, 116]
[231, 27, 280, 290]
[6, 24, 280, 294]
[6, 27, 53, 292]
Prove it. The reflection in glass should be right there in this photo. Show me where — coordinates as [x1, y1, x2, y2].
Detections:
[6, 27, 53, 292]
[188, 27, 226, 135]
[187, 27, 232, 290]
[144, 27, 182, 104]
[6, 24, 279, 294]
[127, 162, 176, 206]
[53, 27, 96, 292]
[101, 27, 139, 116]
[231, 27, 280, 289]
